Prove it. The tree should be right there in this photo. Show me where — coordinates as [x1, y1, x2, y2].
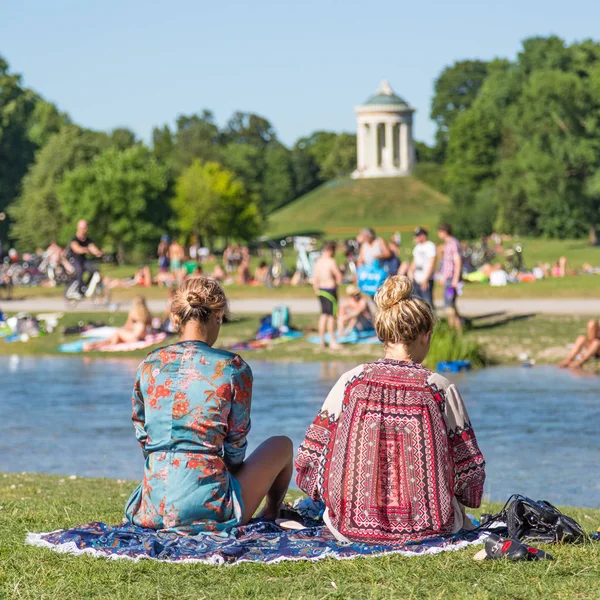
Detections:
[110, 127, 137, 150]
[262, 143, 295, 213]
[224, 112, 277, 147]
[172, 160, 262, 246]
[0, 56, 67, 240]
[320, 133, 357, 179]
[162, 111, 222, 173]
[58, 145, 170, 256]
[220, 142, 264, 203]
[291, 145, 320, 197]
[441, 36, 600, 240]
[9, 125, 110, 248]
[431, 60, 491, 153]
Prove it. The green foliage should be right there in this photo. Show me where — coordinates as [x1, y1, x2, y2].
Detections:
[431, 59, 491, 155]
[262, 143, 295, 213]
[424, 320, 487, 369]
[411, 162, 447, 193]
[172, 160, 262, 245]
[319, 132, 357, 179]
[442, 37, 600, 241]
[9, 125, 110, 248]
[0, 56, 66, 239]
[58, 145, 170, 254]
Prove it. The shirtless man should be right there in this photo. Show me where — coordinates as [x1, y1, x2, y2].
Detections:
[558, 319, 600, 369]
[313, 241, 343, 349]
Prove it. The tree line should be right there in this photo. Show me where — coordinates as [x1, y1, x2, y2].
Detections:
[0, 56, 356, 257]
[415, 35, 600, 243]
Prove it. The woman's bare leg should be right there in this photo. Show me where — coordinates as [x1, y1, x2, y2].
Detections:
[572, 339, 600, 369]
[587, 319, 599, 341]
[559, 334, 590, 368]
[233, 436, 293, 524]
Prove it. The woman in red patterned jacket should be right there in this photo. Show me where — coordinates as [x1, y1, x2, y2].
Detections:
[295, 275, 486, 545]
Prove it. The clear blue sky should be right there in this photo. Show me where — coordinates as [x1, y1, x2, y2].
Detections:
[2, 0, 599, 146]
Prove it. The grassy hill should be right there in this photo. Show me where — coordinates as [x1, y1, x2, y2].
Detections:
[266, 176, 450, 239]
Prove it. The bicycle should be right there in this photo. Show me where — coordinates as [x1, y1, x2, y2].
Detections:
[64, 265, 111, 307]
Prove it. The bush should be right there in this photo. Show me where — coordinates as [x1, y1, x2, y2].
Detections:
[424, 320, 487, 369]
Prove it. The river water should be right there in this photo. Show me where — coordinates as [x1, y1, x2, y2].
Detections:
[1, 357, 598, 507]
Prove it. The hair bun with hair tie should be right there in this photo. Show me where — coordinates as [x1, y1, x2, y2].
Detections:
[187, 292, 204, 309]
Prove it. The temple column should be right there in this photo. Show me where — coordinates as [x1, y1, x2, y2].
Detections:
[356, 122, 365, 172]
[399, 122, 408, 172]
[407, 121, 415, 171]
[384, 122, 394, 170]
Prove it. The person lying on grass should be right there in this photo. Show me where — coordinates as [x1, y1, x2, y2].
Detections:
[558, 319, 600, 369]
[295, 275, 486, 545]
[85, 296, 152, 351]
[125, 276, 293, 533]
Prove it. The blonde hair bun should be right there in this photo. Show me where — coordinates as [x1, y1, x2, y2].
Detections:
[373, 275, 434, 346]
[186, 291, 204, 309]
[375, 276, 413, 310]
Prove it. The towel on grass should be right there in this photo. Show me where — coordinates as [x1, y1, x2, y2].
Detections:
[26, 520, 486, 565]
[308, 329, 381, 346]
[96, 332, 168, 352]
[58, 332, 168, 354]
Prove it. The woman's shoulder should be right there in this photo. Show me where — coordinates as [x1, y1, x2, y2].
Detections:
[426, 370, 453, 391]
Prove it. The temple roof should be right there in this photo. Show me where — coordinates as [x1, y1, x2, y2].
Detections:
[361, 80, 410, 109]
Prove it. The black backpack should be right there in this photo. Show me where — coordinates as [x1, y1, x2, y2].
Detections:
[480, 494, 586, 544]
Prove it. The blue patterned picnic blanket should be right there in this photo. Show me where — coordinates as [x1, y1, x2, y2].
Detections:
[26, 520, 486, 565]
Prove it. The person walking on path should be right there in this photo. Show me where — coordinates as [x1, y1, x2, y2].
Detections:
[437, 223, 463, 331]
[313, 241, 343, 350]
[408, 227, 437, 307]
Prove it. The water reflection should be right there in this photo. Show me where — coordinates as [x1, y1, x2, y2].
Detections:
[0, 358, 598, 507]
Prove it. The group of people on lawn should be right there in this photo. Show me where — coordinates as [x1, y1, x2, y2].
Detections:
[312, 223, 463, 349]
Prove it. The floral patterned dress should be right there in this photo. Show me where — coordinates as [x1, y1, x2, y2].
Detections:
[295, 359, 486, 545]
[125, 341, 252, 534]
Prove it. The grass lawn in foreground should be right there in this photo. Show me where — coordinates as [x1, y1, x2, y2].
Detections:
[1, 472, 599, 599]
[0, 311, 595, 368]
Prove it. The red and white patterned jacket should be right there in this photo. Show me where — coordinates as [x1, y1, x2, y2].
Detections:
[295, 359, 486, 545]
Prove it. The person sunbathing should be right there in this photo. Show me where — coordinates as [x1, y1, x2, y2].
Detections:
[125, 276, 293, 533]
[558, 319, 600, 369]
[337, 285, 373, 336]
[295, 275, 486, 545]
[85, 296, 152, 350]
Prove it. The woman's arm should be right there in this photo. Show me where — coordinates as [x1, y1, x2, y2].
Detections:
[132, 366, 148, 457]
[439, 381, 486, 508]
[224, 358, 253, 468]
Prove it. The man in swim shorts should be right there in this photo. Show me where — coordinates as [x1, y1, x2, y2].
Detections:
[313, 241, 343, 349]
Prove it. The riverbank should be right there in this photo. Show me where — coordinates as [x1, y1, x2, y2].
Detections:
[0, 311, 596, 369]
[1, 472, 598, 599]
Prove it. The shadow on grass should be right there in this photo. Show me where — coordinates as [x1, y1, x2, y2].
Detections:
[467, 313, 537, 332]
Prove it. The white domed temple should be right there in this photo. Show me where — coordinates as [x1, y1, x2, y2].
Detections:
[352, 80, 416, 178]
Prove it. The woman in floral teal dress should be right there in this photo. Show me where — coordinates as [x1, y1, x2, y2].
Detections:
[125, 276, 293, 534]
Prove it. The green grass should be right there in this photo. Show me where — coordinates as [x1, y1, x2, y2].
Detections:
[2, 311, 595, 370]
[267, 176, 450, 238]
[1, 472, 599, 599]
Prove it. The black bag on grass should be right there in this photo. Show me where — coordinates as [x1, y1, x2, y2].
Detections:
[480, 494, 586, 544]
